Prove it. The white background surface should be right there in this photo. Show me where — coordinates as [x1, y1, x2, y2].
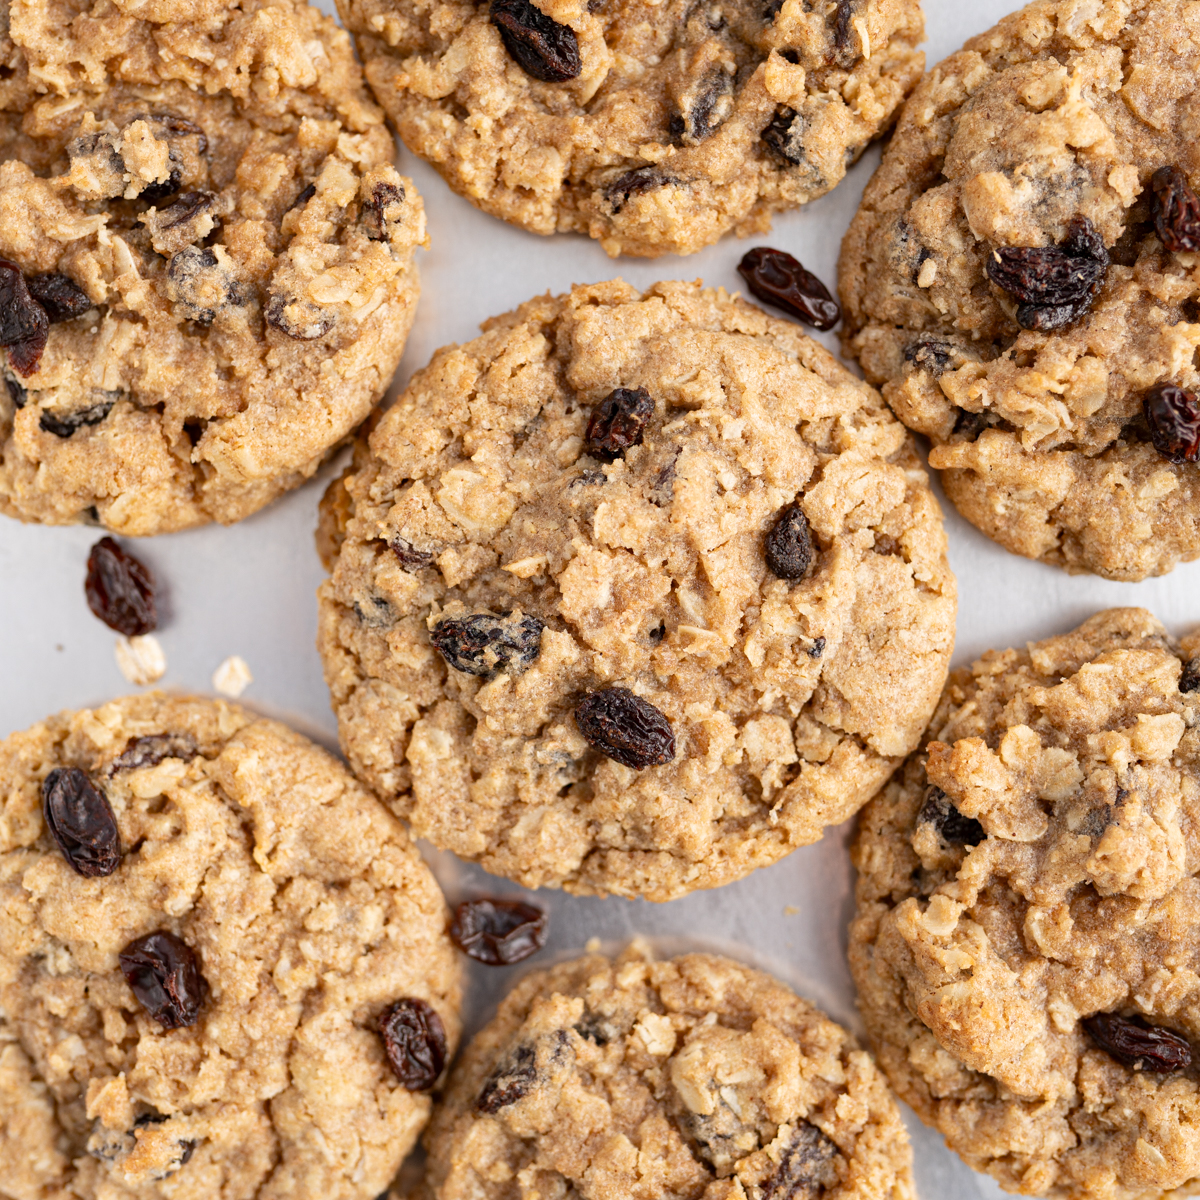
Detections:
[3, 0, 1197, 1194]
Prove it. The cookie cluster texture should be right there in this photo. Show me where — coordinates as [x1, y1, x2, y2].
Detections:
[851, 609, 1200, 1200]
[316, 279, 956, 901]
[420, 945, 915, 1200]
[0, 0, 424, 535]
[0, 694, 461, 1200]
[338, 0, 925, 257]
[839, 0, 1200, 580]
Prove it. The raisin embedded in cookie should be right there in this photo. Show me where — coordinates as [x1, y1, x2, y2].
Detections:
[316, 279, 956, 901]
[850, 608, 1200, 1200]
[839, 0, 1200, 580]
[338, 0, 925, 258]
[0, 0, 424, 536]
[420, 944, 915, 1200]
[0, 693, 461, 1200]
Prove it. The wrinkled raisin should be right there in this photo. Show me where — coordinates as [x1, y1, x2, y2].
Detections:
[5, 374, 25, 407]
[139, 167, 184, 205]
[118, 931, 206, 1029]
[918, 786, 984, 846]
[489, 0, 581, 82]
[0, 260, 48, 376]
[27, 274, 91, 323]
[766, 502, 815, 580]
[952, 408, 991, 441]
[431, 613, 544, 678]
[450, 899, 547, 965]
[265, 293, 333, 340]
[585, 387, 652, 461]
[42, 767, 121, 877]
[39, 398, 114, 438]
[605, 166, 675, 214]
[832, 0, 854, 52]
[363, 181, 406, 241]
[379, 998, 447, 1090]
[477, 1042, 536, 1112]
[904, 338, 952, 377]
[1143, 383, 1200, 464]
[762, 106, 805, 166]
[1151, 166, 1200, 254]
[738, 248, 840, 330]
[985, 216, 1108, 331]
[575, 687, 676, 770]
[391, 536, 434, 572]
[1181, 657, 1200, 693]
[762, 1122, 840, 1200]
[670, 69, 733, 145]
[109, 734, 198, 774]
[1083, 1012, 1192, 1072]
[85, 537, 157, 636]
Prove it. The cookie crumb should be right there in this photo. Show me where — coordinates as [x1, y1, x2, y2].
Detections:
[212, 656, 252, 697]
[114, 634, 165, 686]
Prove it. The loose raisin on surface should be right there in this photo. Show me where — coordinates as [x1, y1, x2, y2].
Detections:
[738, 248, 840, 330]
[1143, 383, 1200, 464]
[450, 899, 547, 965]
[985, 215, 1108, 330]
[379, 998, 447, 1090]
[391, 537, 434, 572]
[670, 70, 733, 145]
[489, 0, 581, 82]
[605, 166, 675, 214]
[118, 931, 205, 1029]
[109, 734, 198, 774]
[477, 1042, 537, 1112]
[762, 1122, 840, 1200]
[86, 537, 158, 636]
[0, 260, 49, 376]
[918, 786, 985, 846]
[585, 386, 653, 461]
[363, 181, 406, 241]
[766, 502, 815, 581]
[27, 274, 91, 323]
[1151, 166, 1200, 254]
[39, 398, 115, 438]
[1181, 657, 1200, 693]
[431, 613, 545, 679]
[42, 767, 121, 877]
[575, 687, 676, 770]
[265, 293, 333, 340]
[762, 106, 805, 166]
[1083, 1012, 1192, 1073]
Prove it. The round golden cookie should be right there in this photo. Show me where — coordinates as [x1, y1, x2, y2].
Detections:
[316, 279, 956, 901]
[337, 0, 925, 257]
[420, 944, 915, 1200]
[839, 0, 1200, 580]
[850, 608, 1200, 1200]
[0, 0, 424, 535]
[0, 693, 461, 1200]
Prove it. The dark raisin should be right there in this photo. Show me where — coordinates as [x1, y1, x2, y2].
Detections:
[265, 293, 334, 340]
[738, 248, 840, 330]
[952, 408, 990, 441]
[604, 166, 674, 214]
[85, 537, 157, 636]
[167, 247, 245, 326]
[832, 0, 854, 52]
[363, 181, 406, 241]
[142, 113, 208, 155]
[1181, 657, 1200, 693]
[450, 899, 547, 965]
[291, 182, 316, 211]
[27, 274, 91, 323]
[477, 1042, 537, 1112]
[378, 998, 448, 1090]
[574, 1016, 610, 1044]
[808, 636, 825, 659]
[918, 786, 985, 846]
[489, 0, 581, 82]
[585, 386, 653, 461]
[0, 260, 48, 376]
[763, 0, 782, 18]
[42, 767, 121, 877]
[1143, 383, 1200, 464]
[766, 502, 815, 580]
[648, 450, 678, 507]
[575, 687, 676, 770]
[904, 338, 952, 377]
[670, 69, 733, 145]
[762, 106, 805, 166]
[1083, 1012, 1192, 1073]
[1151, 166, 1200, 254]
[985, 216, 1108, 330]
[39, 399, 114, 438]
[118, 931, 206, 1029]
[5, 374, 25, 407]
[391, 536, 434, 572]
[431, 612, 544, 678]
[154, 190, 215, 229]
[762, 1122, 840, 1200]
[139, 166, 183, 205]
[109, 734, 198, 774]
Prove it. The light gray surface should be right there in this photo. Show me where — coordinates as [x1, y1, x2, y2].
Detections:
[2, 0, 1196, 1195]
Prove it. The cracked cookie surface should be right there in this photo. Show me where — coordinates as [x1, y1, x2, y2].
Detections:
[839, 0, 1200, 580]
[339, 0, 924, 257]
[0, 0, 423, 535]
[316, 279, 956, 901]
[850, 608, 1200, 1200]
[0, 693, 461, 1200]
[420, 944, 915, 1200]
